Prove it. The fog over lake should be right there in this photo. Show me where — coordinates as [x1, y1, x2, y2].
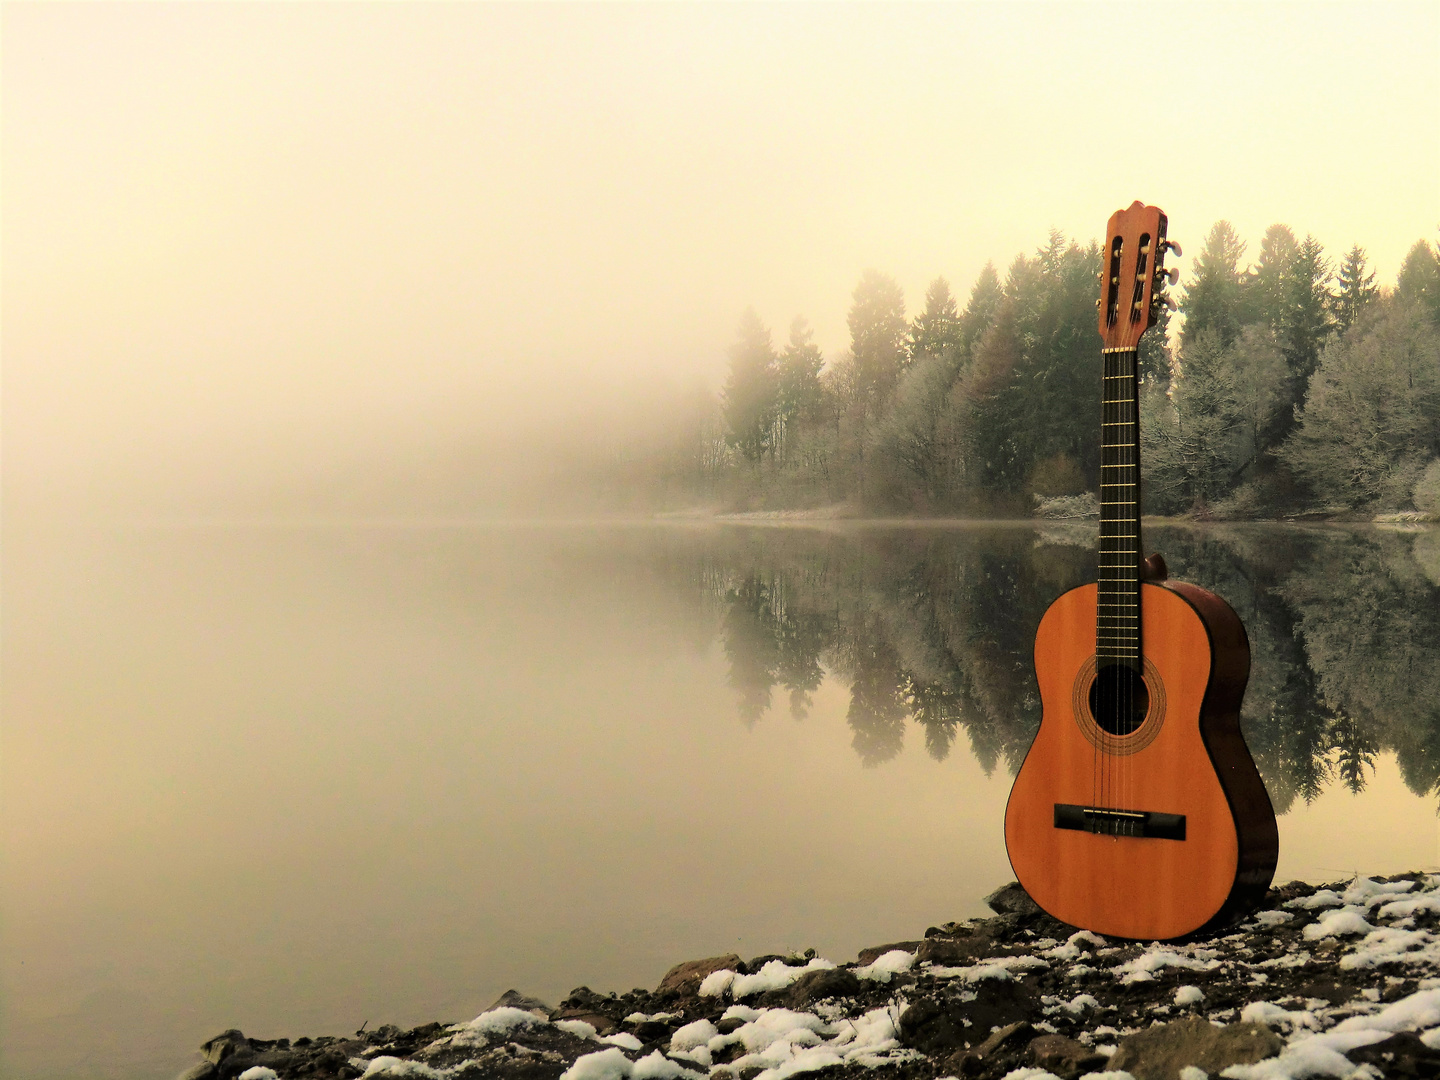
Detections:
[3, 519, 1436, 1079]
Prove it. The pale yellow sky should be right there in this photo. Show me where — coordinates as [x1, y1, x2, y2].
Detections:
[4, 2, 1438, 506]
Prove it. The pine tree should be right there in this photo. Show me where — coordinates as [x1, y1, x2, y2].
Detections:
[1279, 299, 1440, 507]
[845, 269, 909, 407]
[1396, 238, 1440, 327]
[1181, 221, 1247, 348]
[776, 317, 825, 437]
[956, 262, 1003, 360]
[1331, 244, 1378, 334]
[1245, 224, 1300, 332]
[722, 308, 779, 464]
[1285, 236, 1333, 375]
[908, 277, 960, 364]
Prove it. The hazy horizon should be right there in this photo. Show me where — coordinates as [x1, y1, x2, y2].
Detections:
[5, 2, 1438, 514]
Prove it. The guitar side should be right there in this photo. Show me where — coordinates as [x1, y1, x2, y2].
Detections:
[1004, 581, 1277, 939]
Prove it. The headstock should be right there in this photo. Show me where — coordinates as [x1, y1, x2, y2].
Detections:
[1097, 201, 1179, 350]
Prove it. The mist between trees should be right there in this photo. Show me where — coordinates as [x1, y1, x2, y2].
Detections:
[630, 521, 1440, 809]
[621, 225, 1440, 519]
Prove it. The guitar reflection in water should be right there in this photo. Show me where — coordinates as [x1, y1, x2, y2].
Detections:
[1003, 203, 1278, 940]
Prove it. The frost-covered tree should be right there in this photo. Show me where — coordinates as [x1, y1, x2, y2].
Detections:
[1397, 238, 1440, 328]
[1279, 301, 1440, 508]
[1181, 220, 1248, 349]
[1331, 244, 1379, 334]
[907, 277, 960, 366]
[722, 308, 779, 464]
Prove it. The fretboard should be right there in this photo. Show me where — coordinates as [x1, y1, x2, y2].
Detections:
[1097, 347, 1141, 665]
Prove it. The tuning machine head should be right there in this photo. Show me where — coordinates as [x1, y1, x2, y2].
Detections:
[1162, 239, 1182, 258]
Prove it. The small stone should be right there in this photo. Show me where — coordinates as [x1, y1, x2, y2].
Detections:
[1027, 1033, 1106, 1079]
[786, 968, 862, 1007]
[985, 882, 1043, 918]
[486, 989, 553, 1018]
[1108, 1017, 1283, 1080]
[655, 954, 742, 998]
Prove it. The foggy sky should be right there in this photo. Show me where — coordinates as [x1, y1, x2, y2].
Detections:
[4, 2, 1438, 510]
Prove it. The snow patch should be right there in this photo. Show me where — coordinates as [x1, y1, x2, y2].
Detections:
[1250, 911, 1291, 928]
[668, 1019, 718, 1052]
[363, 1059, 444, 1079]
[1112, 948, 1220, 984]
[1301, 909, 1373, 940]
[930, 955, 1049, 982]
[854, 950, 916, 983]
[700, 959, 836, 999]
[1284, 890, 1343, 910]
[465, 1007, 550, 1037]
[1174, 986, 1205, 1007]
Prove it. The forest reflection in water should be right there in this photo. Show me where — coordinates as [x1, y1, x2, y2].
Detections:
[680, 521, 1440, 815]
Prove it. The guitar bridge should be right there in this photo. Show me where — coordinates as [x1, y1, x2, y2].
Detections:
[1053, 803, 1186, 840]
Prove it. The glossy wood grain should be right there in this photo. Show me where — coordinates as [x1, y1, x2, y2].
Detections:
[1004, 581, 1277, 939]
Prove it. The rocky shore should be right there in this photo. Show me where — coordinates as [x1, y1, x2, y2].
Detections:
[175, 874, 1440, 1080]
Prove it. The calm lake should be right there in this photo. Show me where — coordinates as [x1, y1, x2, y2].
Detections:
[3, 519, 1438, 1079]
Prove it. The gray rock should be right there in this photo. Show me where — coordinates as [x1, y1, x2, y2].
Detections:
[947, 1020, 1035, 1075]
[655, 953, 742, 997]
[1027, 1033, 1106, 1079]
[487, 989, 554, 1018]
[898, 998, 970, 1055]
[915, 929, 1018, 966]
[1108, 1017, 1284, 1080]
[984, 881, 1042, 919]
[176, 1064, 218, 1080]
[786, 968, 862, 1007]
[200, 1030, 250, 1065]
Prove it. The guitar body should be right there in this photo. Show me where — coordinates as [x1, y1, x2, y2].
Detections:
[1005, 580, 1278, 939]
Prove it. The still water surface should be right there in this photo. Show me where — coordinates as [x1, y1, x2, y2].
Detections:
[3, 520, 1438, 1079]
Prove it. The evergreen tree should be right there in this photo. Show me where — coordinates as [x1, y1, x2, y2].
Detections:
[957, 262, 1003, 360]
[1181, 221, 1247, 348]
[1144, 330, 1245, 508]
[1279, 299, 1440, 507]
[908, 277, 960, 364]
[844, 269, 909, 408]
[722, 308, 779, 464]
[776, 316, 825, 431]
[1281, 235, 1334, 393]
[1245, 224, 1300, 331]
[1331, 244, 1378, 334]
[1396, 238, 1440, 327]
[966, 234, 1101, 496]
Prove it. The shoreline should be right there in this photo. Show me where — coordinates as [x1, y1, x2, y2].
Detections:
[175, 872, 1440, 1080]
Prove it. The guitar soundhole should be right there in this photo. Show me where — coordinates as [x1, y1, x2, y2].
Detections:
[1089, 663, 1150, 736]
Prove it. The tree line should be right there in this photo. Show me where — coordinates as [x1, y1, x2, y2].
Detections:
[660, 224, 1440, 517]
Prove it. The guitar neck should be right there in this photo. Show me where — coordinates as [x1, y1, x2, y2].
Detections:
[1097, 346, 1141, 664]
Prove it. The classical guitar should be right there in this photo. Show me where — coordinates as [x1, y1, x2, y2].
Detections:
[1003, 202, 1277, 940]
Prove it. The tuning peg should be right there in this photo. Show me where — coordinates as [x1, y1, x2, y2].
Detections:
[1095, 298, 1102, 310]
[1155, 293, 1178, 312]
[1163, 239, 1182, 258]
[1156, 267, 1179, 286]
